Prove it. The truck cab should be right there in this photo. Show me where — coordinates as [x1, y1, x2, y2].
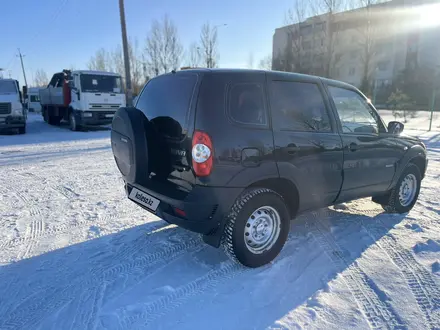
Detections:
[0, 78, 26, 134]
[40, 70, 126, 131]
[26, 87, 42, 113]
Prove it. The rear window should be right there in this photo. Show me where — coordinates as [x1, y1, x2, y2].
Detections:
[269, 81, 331, 132]
[228, 83, 267, 126]
[136, 74, 197, 129]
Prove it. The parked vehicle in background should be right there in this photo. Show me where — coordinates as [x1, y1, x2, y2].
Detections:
[25, 87, 42, 113]
[0, 78, 26, 134]
[111, 69, 428, 268]
[40, 69, 126, 131]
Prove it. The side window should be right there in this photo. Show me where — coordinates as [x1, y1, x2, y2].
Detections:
[328, 86, 380, 134]
[228, 83, 267, 126]
[269, 81, 331, 132]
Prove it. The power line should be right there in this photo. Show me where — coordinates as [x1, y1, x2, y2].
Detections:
[20, 0, 69, 56]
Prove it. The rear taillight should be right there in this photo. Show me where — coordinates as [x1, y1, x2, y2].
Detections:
[192, 130, 213, 177]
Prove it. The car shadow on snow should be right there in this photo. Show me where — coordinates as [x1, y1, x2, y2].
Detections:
[0, 208, 407, 329]
[0, 113, 111, 147]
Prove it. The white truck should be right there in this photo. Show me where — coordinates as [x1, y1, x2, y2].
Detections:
[40, 69, 126, 131]
[0, 78, 26, 134]
[25, 87, 42, 113]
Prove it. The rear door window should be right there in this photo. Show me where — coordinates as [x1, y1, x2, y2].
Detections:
[136, 73, 197, 133]
[269, 81, 331, 132]
[228, 83, 267, 126]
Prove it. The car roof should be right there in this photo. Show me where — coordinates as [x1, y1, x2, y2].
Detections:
[173, 68, 357, 90]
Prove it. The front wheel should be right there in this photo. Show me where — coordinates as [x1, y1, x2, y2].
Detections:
[18, 126, 26, 134]
[69, 112, 81, 131]
[382, 164, 421, 214]
[222, 188, 290, 268]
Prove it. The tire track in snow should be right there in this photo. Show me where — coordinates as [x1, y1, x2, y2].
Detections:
[118, 261, 246, 330]
[17, 219, 45, 260]
[119, 234, 307, 330]
[0, 232, 201, 330]
[362, 219, 440, 329]
[307, 211, 406, 330]
[0, 208, 139, 252]
[1, 179, 45, 260]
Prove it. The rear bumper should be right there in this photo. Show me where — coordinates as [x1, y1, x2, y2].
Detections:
[74, 110, 116, 126]
[125, 182, 242, 245]
[0, 115, 26, 129]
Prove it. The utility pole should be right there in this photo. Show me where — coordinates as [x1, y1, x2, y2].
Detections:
[17, 48, 28, 87]
[118, 0, 133, 106]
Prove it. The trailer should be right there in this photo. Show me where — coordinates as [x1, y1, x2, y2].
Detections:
[40, 70, 126, 131]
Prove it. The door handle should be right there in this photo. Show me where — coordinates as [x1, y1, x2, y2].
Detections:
[348, 143, 358, 151]
[286, 145, 300, 154]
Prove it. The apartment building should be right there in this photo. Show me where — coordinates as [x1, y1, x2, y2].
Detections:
[272, 0, 440, 92]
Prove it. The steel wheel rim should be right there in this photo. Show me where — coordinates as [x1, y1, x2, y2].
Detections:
[244, 206, 281, 254]
[399, 173, 417, 207]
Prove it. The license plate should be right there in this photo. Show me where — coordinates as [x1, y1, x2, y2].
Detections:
[105, 114, 114, 118]
[128, 188, 160, 211]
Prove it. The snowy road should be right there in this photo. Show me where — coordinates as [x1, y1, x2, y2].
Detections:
[0, 114, 439, 330]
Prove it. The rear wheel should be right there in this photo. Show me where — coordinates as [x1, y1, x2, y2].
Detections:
[381, 164, 421, 214]
[48, 115, 61, 126]
[222, 188, 290, 268]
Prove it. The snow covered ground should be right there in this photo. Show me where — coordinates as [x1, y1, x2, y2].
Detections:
[0, 113, 439, 330]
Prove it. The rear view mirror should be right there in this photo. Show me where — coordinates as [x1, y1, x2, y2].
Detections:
[388, 121, 404, 135]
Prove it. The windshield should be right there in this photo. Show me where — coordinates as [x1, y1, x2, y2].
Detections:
[0, 81, 18, 94]
[30, 95, 40, 102]
[79, 75, 122, 93]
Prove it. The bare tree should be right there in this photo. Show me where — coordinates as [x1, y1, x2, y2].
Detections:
[34, 69, 49, 87]
[311, 0, 344, 77]
[247, 52, 254, 69]
[352, 0, 383, 95]
[187, 42, 201, 67]
[145, 16, 183, 76]
[145, 20, 161, 76]
[87, 48, 111, 71]
[200, 22, 218, 68]
[258, 55, 272, 70]
[128, 37, 144, 95]
[285, 0, 309, 73]
[111, 45, 125, 78]
[110, 38, 145, 95]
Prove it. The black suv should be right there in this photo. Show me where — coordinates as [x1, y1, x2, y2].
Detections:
[111, 69, 428, 268]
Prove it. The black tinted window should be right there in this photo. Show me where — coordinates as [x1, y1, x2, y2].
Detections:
[137, 74, 197, 128]
[269, 81, 331, 132]
[328, 86, 379, 134]
[229, 83, 267, 125]
[30, 95, 40, 102]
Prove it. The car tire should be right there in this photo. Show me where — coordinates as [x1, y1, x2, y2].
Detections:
[382, 164, 421, 214]
[69, 112, 80, 131]
[222, 188, 290, 268]
[18, 126, 26, 134]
